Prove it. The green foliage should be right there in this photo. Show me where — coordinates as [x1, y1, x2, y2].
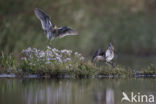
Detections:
[97, 64, 133, 77]
[0, 52, 17, 73]
[0, 0, 156, 55]
[19, 59, 97, 78]
[0, 49, 155, 78]
[18, 47, 97, 77]
[142, 64, 156, 74]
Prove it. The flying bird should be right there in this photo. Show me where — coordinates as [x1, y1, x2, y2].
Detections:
[34, 8, 78, 40]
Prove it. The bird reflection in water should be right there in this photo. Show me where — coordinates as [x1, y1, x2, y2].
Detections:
[94, 88, 114, 104]
[106, 89, 114, 104]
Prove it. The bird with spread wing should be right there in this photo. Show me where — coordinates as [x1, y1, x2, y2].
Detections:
[92, 43, 115, 67]
[34, 8, 78, 40]
[92, 49, 105, 62]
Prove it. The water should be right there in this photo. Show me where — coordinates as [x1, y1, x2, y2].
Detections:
[0, 55, 156, 104]
[0, 78, 156, 104]
[117, 55, 156, 70]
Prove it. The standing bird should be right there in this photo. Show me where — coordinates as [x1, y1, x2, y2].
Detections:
[34, 8, 78, 40]
[105, 43, 115, 67]
[92, 43, 115, 67]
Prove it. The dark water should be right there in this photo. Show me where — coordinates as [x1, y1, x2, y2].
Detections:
[117, 55, 156, 70]
[0, 56, 156, 104]
[0, 78, 156, 104]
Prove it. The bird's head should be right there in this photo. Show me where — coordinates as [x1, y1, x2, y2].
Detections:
[108, 43, 114, 51]
[53, 25, 58, 29]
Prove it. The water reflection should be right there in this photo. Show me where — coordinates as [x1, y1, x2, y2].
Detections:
[106, 89, 114, 104]
[0, 78, 156, 104]
[94, 88, 114, 104]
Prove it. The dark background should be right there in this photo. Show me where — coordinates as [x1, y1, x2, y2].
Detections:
[0, 0, 156, 56]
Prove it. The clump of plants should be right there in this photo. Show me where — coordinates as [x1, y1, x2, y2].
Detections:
[141, 64, 156, 74]
[20, 46, 97, 77]
[97, 64, 133, 77]
[1, 46, 156, 78]
[0, 52, 17, 73]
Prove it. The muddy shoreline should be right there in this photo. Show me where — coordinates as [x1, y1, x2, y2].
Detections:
[0, 73, 156, 78]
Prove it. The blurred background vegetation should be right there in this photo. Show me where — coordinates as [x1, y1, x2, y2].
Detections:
[0, 0, 156, 56]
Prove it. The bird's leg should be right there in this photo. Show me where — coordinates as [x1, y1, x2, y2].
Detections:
[49, 40, 53, 46]
[93, 61, 99, 67]
[47, 39, 54, 48]
[93, 62, 97, 67]
[110, 61, 115, 68]
[45, 39, 50, 49]
[95, 63, 97, 67]
[45, 39, 53, 50]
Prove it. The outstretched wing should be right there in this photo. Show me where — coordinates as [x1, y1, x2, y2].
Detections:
[92, 49, 104, 62]
[34, 8, 54, 39]
[57, 26, 78, 38]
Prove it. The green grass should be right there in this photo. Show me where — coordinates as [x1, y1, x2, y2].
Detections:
[0, 52, 17, 73]
[0, 52, 156, 78]
[140, 64, 156, 74]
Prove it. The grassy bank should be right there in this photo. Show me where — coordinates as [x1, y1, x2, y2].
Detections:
[0, 47, 156, 78]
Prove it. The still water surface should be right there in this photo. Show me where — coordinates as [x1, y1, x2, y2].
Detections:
[0, 78, 156, 104]
[117, 55, 156, 70]
[0, 56, 156, 104]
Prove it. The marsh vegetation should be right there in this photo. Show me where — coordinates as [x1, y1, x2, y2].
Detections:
[0, 47, 156, 78]
[0, 0, 156, 78]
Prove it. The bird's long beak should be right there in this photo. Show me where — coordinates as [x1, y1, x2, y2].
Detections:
[72, 30, 78, 35]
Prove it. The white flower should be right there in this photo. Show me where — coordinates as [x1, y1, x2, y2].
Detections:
[75, 52, 82, 57]
[80, 56, 85, 61]
[46, 50, 52, 56]
[21, 46, 85, 65]
[22, 47, 32, 55]
[63, 58, 71, 63]
[54, 52, 62, 58]
[39, 51, 45, 57]
[47, 46, 51, 49]
[56, 57, 62, 63]
[52, 48, 59, 52]
[61, 49, 72, 56]
[33, 48, 38, 53]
